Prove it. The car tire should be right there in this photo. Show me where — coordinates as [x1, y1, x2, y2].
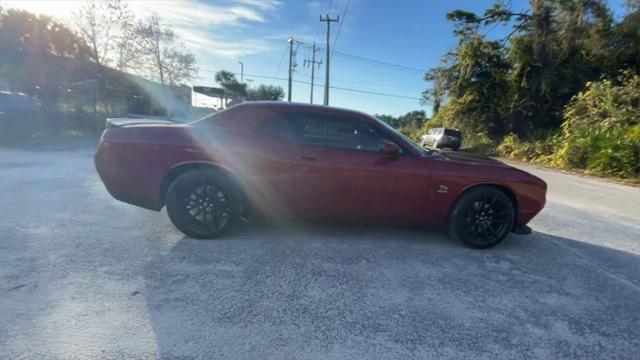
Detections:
[165, 169, 243, 239]
[451, 145, 460, 151]
[447, 186, 515, 249]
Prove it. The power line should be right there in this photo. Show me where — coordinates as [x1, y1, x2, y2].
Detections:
[331, 78, 418, 90]
[332, 0, 350, 58]
[199, 68, 420, 100]
[326, 84, 420, 100]
[274, 42, 288, 77]
[333, 50, 426, 73]
[297, 38, 426, 75]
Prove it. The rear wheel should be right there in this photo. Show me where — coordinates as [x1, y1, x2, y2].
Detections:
[448, 186, 515, 248]
[165, 169, 242, 239]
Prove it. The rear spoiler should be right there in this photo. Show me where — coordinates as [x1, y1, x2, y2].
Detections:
[105, 117, 177, 129]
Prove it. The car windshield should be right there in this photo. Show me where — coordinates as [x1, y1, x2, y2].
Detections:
[373, 116, 431, 156]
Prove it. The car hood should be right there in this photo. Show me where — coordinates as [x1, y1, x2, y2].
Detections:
[437, 150, 507, 166]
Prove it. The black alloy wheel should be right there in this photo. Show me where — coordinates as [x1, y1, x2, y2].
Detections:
[448, 186, 515, 248]
[165, 169, 242, 239]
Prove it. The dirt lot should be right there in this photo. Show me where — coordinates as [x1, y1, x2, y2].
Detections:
[1, 148, 639, 359]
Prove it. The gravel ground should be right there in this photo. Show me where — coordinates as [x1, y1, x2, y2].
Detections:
[1, 147, 639, 360]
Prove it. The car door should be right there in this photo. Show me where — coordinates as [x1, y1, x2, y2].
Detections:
[288, 112, 431, 223]
[319, 115, 431, 224]
[287, 112, 354, 220]
[244, 114, 299, 218]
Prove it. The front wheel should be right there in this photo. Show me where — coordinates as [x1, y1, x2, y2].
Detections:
[165, 169, 242, 239]
[448, 186, 515, 248]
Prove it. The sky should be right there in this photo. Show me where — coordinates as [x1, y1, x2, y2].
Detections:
[2, 0, 631, 116]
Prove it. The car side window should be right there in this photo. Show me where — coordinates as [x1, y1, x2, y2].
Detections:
[288, 113, 324, 146]
[325, 116, 400, 153]
[255, 115, 295, 142]
[259, 112, 402, 153]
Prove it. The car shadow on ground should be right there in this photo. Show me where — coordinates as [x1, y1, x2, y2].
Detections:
[141, 222, 640, 359]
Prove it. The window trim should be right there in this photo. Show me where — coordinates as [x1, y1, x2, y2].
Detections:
[254, 111, 415, 156]
[322, 115, 404, 154]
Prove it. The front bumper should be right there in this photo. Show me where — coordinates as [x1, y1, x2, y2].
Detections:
[513, 224, 533, 235]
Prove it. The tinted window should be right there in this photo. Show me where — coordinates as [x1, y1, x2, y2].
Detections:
[256, 115, 295, 142]
[288, 113, 324, 146]
[444, 129, 461, 137]
[324, 117, 389, 152]
[259, 112, 400, 153]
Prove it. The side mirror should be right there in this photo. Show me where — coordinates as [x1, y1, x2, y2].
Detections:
[382, 143, 400, 156]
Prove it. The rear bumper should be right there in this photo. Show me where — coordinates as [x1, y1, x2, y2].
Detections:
[94, 144, 163, 211]
[436, 137, 461, 148]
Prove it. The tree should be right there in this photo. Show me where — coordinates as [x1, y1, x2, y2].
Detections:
[214, 70, 247, 104]
[74, 0, 133, 67]
[398, 110, 427, 128]
[375, 114, 400, 128]
[425, 0, 637, 138]
[163, 45, 197, 85]
[0, 9, 91, 59]
[424, 35, 509, 136]
[247, 85, 285, 101]
[111, 6, 138, 72]
[136, 15, 197, 86]
[0, 9, 97, 134]
[0, 9, 91, 100]
[376, 110, 427, 139]
[609, 4, 640, 75]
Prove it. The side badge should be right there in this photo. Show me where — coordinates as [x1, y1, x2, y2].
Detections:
[437, 185, 448, 194]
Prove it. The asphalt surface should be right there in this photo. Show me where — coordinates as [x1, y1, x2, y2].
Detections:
[1, 147, 639, 359]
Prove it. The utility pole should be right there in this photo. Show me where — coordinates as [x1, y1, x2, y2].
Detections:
[320, 14, 339, 106]
[237, 61, 244, 84]
[287, 37, 294, 102]
[303, 42, 322, 104]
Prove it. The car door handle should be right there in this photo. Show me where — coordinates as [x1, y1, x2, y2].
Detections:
[300, 156, 317, 162]
[184, 147, 202, 153]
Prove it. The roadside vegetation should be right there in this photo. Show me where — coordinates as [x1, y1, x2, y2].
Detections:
[0, 1, 284, 147]
[379, 0, 639, 179]
[0, 2, 198, 145]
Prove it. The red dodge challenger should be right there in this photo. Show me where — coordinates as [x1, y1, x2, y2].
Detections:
[95, 102, 546, 248]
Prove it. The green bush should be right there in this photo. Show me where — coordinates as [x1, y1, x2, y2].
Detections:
[463, 132, 498, 155]
[496, 133, 559, 164]
[555, 71, 640, 178]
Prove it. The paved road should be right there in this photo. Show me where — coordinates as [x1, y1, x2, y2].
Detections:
[1, 148, 639, 359]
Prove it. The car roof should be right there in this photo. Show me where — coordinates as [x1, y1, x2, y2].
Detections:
[195, 101, 424, 156]
[198, 101, 377, 129]
[230, 101, 372, 118]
